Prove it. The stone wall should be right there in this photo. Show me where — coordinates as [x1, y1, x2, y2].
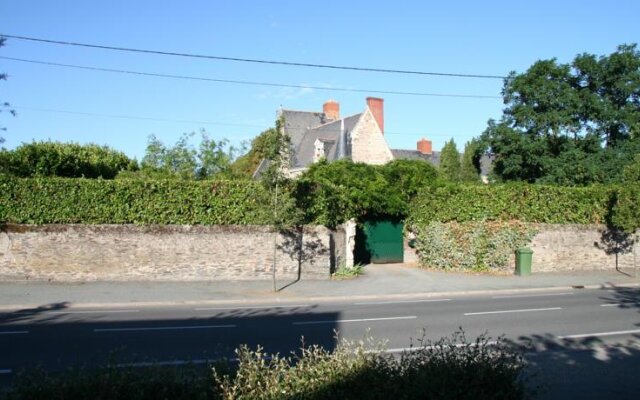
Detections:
[0, 224, 340, 282]
[529, 224, 638, 272]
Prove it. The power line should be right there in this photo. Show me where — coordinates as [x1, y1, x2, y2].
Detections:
[1, 57, 502, 99]
[13, 106, 266, 129]
[15, 106, 453, 136]
[0, 33, 507, 80]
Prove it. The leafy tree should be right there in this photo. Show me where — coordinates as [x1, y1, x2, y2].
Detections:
[257, 118, 301, 227]
[129, 130, 237, 180]
[460, 139, 481, 183]
[482, 44, 640, 184]
[0, 141, 136, 178]
[439, 139, 461, 182]
[228, 128, 280, 178]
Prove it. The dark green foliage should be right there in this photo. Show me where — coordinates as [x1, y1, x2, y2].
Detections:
[0, 141, 136, 179]
[439, 138, 461, 182]
[295, 160, 403, 227]
[460, 139, 482, 183]
[611, 186, 640, 233]
[380, 159, 442, 203]
[295, 160, 440, 227]
[483, 44, 640, 184]
[0, 176, 275, 225]
[228, 126, 281, 179]
[622, 154, 640, 183]
[409, 184, 615, 226]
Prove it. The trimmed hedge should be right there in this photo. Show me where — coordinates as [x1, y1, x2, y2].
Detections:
[409, 184, 617, 226]
[0, 176, 277, 225]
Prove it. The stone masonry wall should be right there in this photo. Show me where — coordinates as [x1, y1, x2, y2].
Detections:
[0, 224, 339, 282]
[529, 224, 639, 272]
[350, 108, 394, 165]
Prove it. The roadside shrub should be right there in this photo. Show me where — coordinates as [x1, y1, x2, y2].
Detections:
[295, 159, 441, 227]
[295, 160, 405, 227]
[610, 186, 640, 233]
[0, 176, 279, 225]
[332, 263, 365, 279]
[411, 221, 535, 272]
[0, 141, 136, 179]
[213, 331, 525, 400]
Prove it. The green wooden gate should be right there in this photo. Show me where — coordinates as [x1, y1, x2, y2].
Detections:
[354, 220, 404, 264]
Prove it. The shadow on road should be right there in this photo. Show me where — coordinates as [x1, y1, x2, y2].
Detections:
[512, 285, 640, 400]
[0, 302, 340, 374]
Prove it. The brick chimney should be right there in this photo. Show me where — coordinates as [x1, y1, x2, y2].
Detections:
[323, 99, 340, 121]
[366, 97, 384, 134]
[417, 138, 432, 155]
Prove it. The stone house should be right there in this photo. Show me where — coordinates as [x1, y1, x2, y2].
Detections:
[253, 97, 491, 180]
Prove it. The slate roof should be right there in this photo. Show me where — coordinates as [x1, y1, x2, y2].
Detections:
[288, 113, 361, 168]
[391, 149, 441, 167]
[280, 109, 329, 149]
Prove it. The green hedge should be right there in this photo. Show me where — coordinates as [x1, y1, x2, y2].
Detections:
[409, 183, 617, 226]
[0, 176, 277, 225]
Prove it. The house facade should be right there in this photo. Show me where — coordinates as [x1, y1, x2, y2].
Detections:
[253, 97, 490, 180]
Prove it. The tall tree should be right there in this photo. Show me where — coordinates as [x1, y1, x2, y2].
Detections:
[439, 139, 461, 182]
[136, 130, 237, 179]
[482, 44, 640, 184]
[460, 139, 481, 183]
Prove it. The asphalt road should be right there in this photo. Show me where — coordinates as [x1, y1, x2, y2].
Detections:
[1, 286, 639, 398]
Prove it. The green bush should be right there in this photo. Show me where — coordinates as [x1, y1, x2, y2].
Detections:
[409, 183, 615, 226]
[0, 141, 136, 179]
[214, 332, 525, 400]
[295, 159, 441, 227]
[0, 176, 278, 225]
[610, 186, 640, 233]
[411, 221, 535, 272]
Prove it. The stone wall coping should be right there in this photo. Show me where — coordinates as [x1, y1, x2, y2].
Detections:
[1, 223, 332, 235]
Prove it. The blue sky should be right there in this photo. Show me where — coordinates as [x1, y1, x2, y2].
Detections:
[1, 0, 638, 161]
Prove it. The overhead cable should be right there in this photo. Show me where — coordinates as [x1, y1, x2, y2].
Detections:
[0, 34, 507, 79]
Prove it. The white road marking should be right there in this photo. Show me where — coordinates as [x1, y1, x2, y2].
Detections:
[16, 309, 141, 315]
[293, 316, 416, 326]
[355, 299, 451, 305]
[492, 292, 574, 299]
[194, 304, 309, 311]
[0, 369, 12, 374]
[464, 307, 562, 316]
[94, 324, 236, 333]
[0, 330, 29, 335]
[558, 329, 640, 339]
[600, 303, 634, 307]
[117, 359, 213, 368]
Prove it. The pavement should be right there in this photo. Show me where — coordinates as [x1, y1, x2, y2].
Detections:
[0, 263, 638, 309]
